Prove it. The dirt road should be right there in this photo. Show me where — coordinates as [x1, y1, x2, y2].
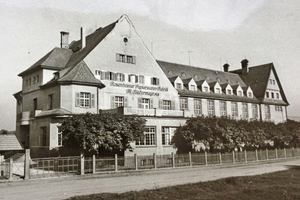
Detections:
[1, 159, 300, 200]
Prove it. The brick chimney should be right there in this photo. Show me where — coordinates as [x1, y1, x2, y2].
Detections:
[60, 31, 69, 48]
[241, 59, 249, 75]
[81, 27, 86, 49]
[223, 63, 230, 72]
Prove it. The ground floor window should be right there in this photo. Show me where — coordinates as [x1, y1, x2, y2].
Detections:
[265, 105, 271, 120]
[111, 96, 127, 109]
[138, 98, 153, 109]
[136, 127, 156, 146]
[180, 98, 188, 110]
[207, 100, 215, 115]
[242, 103, 248, 119]
[162, 127, 176, 145]
[40, 127, 47, 146]
[252, 104, 258, 119]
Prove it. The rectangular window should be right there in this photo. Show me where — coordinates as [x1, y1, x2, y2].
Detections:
[231, 102, 238, 118]
[58, 133, 62, 146]
[29, 78, 31, 85]
[266, 92, 269, 98]
[48, 94, 53, 110]
[215, 88, 221, 94]
[273, 80, 275, 85]
[203, 86, 208, 92]
[116, 73, 125, 82]
[242, 103, 248, 119]
[238, 91, 243, 96]
[276, 93, 280, 99]
[136, 127, 156, 146]
[75, 92, 95, 108]
[162, 100, 171, 110]
[116, 54, 126, 62]
[207, 100, 215, 115]
[36, 75, 39, 83]
[270, 79, 272, 84]
[112, 96, 124, 108]
[265, 105, 271, 120]
[139, 75, 144, 84]
[116, 54, 136, 64]
[180, 98, 188, 110]
[190, 85, 196, 91]
[227, 90, 232, 95]
[271, 92, 274, 99]
[176, 83, 182, 89]
[33, 77, 36, 83]
[194, 99, 202, 116]
[162, 127, 176, 145]
[252, 104, 258, 119]
[220, 101, 227, 116]
[26, 79, 28, 86]
[151, 77, 159, 85]
[248, 92, 252, 97]
[33, 98, 37, 111]
[40, 127, 47, 146]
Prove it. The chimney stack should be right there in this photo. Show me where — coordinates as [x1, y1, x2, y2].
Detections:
[223, 63, 230, 72]
[60, 31, 69, 48]
[241, 59, 249, 75]
[81, 27, 86, 49]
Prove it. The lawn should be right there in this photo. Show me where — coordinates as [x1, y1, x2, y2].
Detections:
[67, 168, 300, 200]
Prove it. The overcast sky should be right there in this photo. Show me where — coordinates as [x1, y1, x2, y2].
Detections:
[0, 0, 299, 130]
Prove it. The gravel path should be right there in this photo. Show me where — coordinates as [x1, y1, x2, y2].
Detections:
[1, 159, 300, 200]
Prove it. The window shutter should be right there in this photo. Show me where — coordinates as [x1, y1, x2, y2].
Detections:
[121, 74, 125, 82]
[111, 96, 115, 109]
[128, 74, 131, 82]
[91, 94, 95, 108]
[159, 100, 163, 109]
[171, 101, 175, 110]
[124, 97, 128, 107]
[135, 75, 138, 83]
[157, 78, 159, 85]
[133, 56, 136, 64]
[100, 71, 105, 80]
[138, 97, 142, 108]
[75, 93, 80, 107]
[116, 53, 119, 61]
[150, 99, 153, 109]
[105, 72, 109, 80]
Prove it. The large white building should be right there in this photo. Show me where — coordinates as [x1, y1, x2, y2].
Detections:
[14, 15, 289, 158]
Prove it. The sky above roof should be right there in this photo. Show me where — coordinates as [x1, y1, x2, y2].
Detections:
[0, 0, 299, 130]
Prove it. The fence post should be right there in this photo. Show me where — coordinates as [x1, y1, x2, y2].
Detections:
[284, 148, 287, 158]
[80, 151, 84, 175]
[266, 149, 269, 161]
[292, 147, 295, 157]
[92, 155, 96, 174]
[153, 153, 157, 169]
[189, 152, 192, 167]
[172, 152, 175, 168]
[255, 149, 258, 161]
[275, 148, 278, 159]
[24, 149, 30, 180]
[134, 154, 138, 171]
[244, 150, 247, 163]
[232, 151, 235, 164]
[205, 151, 208, 165]
[115, 154, 118, 172]
[9, 158, 13, 181]
[219, 153, 222, 165]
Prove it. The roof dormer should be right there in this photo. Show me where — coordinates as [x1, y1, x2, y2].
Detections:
[243, 86, 254, 98]
[196, 80, 210, 93]
[221, 83, 233, 95]
[183, 78, 197, 91]
[209, 81, 222, 94]
[169, 76, 184, 90]
[232, 84, 244, 97]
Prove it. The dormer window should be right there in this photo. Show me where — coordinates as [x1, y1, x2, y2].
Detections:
[266, 92, 269, 98]
[276, 93, 280, 99]
[203, 86, 208, 92]
[227, 90, 232, 95]
[176, 83, 182, 89]
[238, 91, 243, 96]
[215, 88, 221, 94]
[190, 85, 195, 91]
[248, 92, 252, 98]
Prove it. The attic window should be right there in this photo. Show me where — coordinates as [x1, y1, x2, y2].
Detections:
[238, 91, 243, 96]
[168, 71, 173, 75]
[123, 37, 128, 43]
[194, 75, 198, 79]
[181, 72, 187, 77]
[248, 92, 252, 98]
[215, 88, 221, 94]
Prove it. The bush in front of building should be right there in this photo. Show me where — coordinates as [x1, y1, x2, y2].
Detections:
[58, 112, 146, 156]
[172, 116, 300, 153]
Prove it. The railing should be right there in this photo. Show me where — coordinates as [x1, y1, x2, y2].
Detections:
[125, 107, 156, 116]
[4, 147, 300, 181]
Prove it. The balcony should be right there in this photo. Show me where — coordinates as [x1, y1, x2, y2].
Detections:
[102, 107, 187, 117]
[18, 110, 42, 125]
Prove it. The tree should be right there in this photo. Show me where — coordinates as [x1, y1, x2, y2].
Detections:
[58, 112, 146, 155]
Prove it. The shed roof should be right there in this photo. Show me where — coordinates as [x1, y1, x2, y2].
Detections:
[0, 133, 23, 151]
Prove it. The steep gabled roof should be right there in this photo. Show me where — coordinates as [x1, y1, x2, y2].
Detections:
[157, 60, 247, 87]
[231, 63, 289, 105]
[18, 48, 73, 76]
[65, 21, 117, 69]
[0, 133, 23, 151]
